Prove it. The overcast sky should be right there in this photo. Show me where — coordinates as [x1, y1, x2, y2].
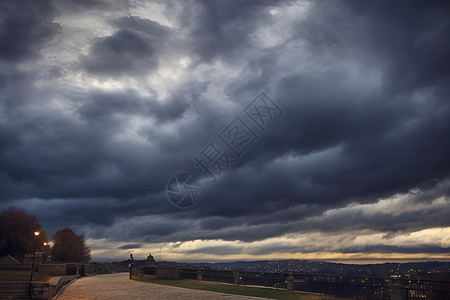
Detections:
[1, 0, 449, 263]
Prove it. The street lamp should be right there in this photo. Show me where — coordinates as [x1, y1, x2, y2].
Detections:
[42, 242, 49, 262]
[29, 231, 40, 296]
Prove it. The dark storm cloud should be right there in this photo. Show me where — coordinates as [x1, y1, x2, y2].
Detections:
[0, 102, 165, 203]
[180, 0, 450, 218]
[85, 182, 449, 244]
[184, 244, 243, 256]
[0, 80, 205, 203]
[183, 243, 450, 256]
[175, 0, 289, 64]
[77, 81, 207, 123]
[55, 0, 111, 10]
[1, 0, 450, 258]
[81, 16, 171, 76]
[293, 0, 450, 194]
[0, 0, 62, 200]
[0, 61, 28, 89]
[117, 243, 142, 250]
[0, 0, 60, 61]
[340, 245, 450, 255]
[345, 0, 450, 95]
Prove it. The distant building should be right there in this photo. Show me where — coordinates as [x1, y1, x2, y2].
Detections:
[145, 253, 157, 266]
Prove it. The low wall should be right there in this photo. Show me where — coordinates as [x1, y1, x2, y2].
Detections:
[155, 267, 180, 279]
[139, 266, 156, 279]
[0, 282, 49, 299]
[38, 264, 66, 276]
[138, 266, 181, 279]
[0, 275, 78, 299]
[38, 263, 94, 277]
[49, 275, 78, 298]
[0, 266, 31, 271]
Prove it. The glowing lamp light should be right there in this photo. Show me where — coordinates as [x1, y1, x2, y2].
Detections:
[34, 231, 40, 236]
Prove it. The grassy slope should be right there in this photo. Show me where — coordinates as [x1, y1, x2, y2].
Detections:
[132, 277, 339, 300]
[0, 270, 53, 282]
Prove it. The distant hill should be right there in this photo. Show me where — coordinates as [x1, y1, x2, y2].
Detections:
[186, 260, 450, 280]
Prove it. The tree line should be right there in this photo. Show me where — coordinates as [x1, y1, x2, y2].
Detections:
[0, 207, 91, 262]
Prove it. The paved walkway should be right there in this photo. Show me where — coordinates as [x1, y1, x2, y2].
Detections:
[56, 273, 272, 300]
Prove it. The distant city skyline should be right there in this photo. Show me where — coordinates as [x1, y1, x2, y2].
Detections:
[1, 0, 449, 263]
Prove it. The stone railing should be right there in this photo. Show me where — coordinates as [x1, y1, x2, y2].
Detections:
[138, 266, 450, 300]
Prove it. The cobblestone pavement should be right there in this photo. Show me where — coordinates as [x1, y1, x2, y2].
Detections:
[56, 273, 273, 300]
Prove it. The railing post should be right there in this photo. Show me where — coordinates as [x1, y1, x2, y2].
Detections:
[287, 273, 294, 291]
[233, 271, 241, 286]
[390, 279, 407, 300]
[197, 269, 203, 281]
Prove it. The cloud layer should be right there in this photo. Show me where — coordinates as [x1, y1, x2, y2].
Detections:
[1, 0, 449, 261]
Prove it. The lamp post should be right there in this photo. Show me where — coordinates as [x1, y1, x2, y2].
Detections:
[129, 254, 133, 279]
[43, 242, 48, 262]
[29, 231, 40, 297]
